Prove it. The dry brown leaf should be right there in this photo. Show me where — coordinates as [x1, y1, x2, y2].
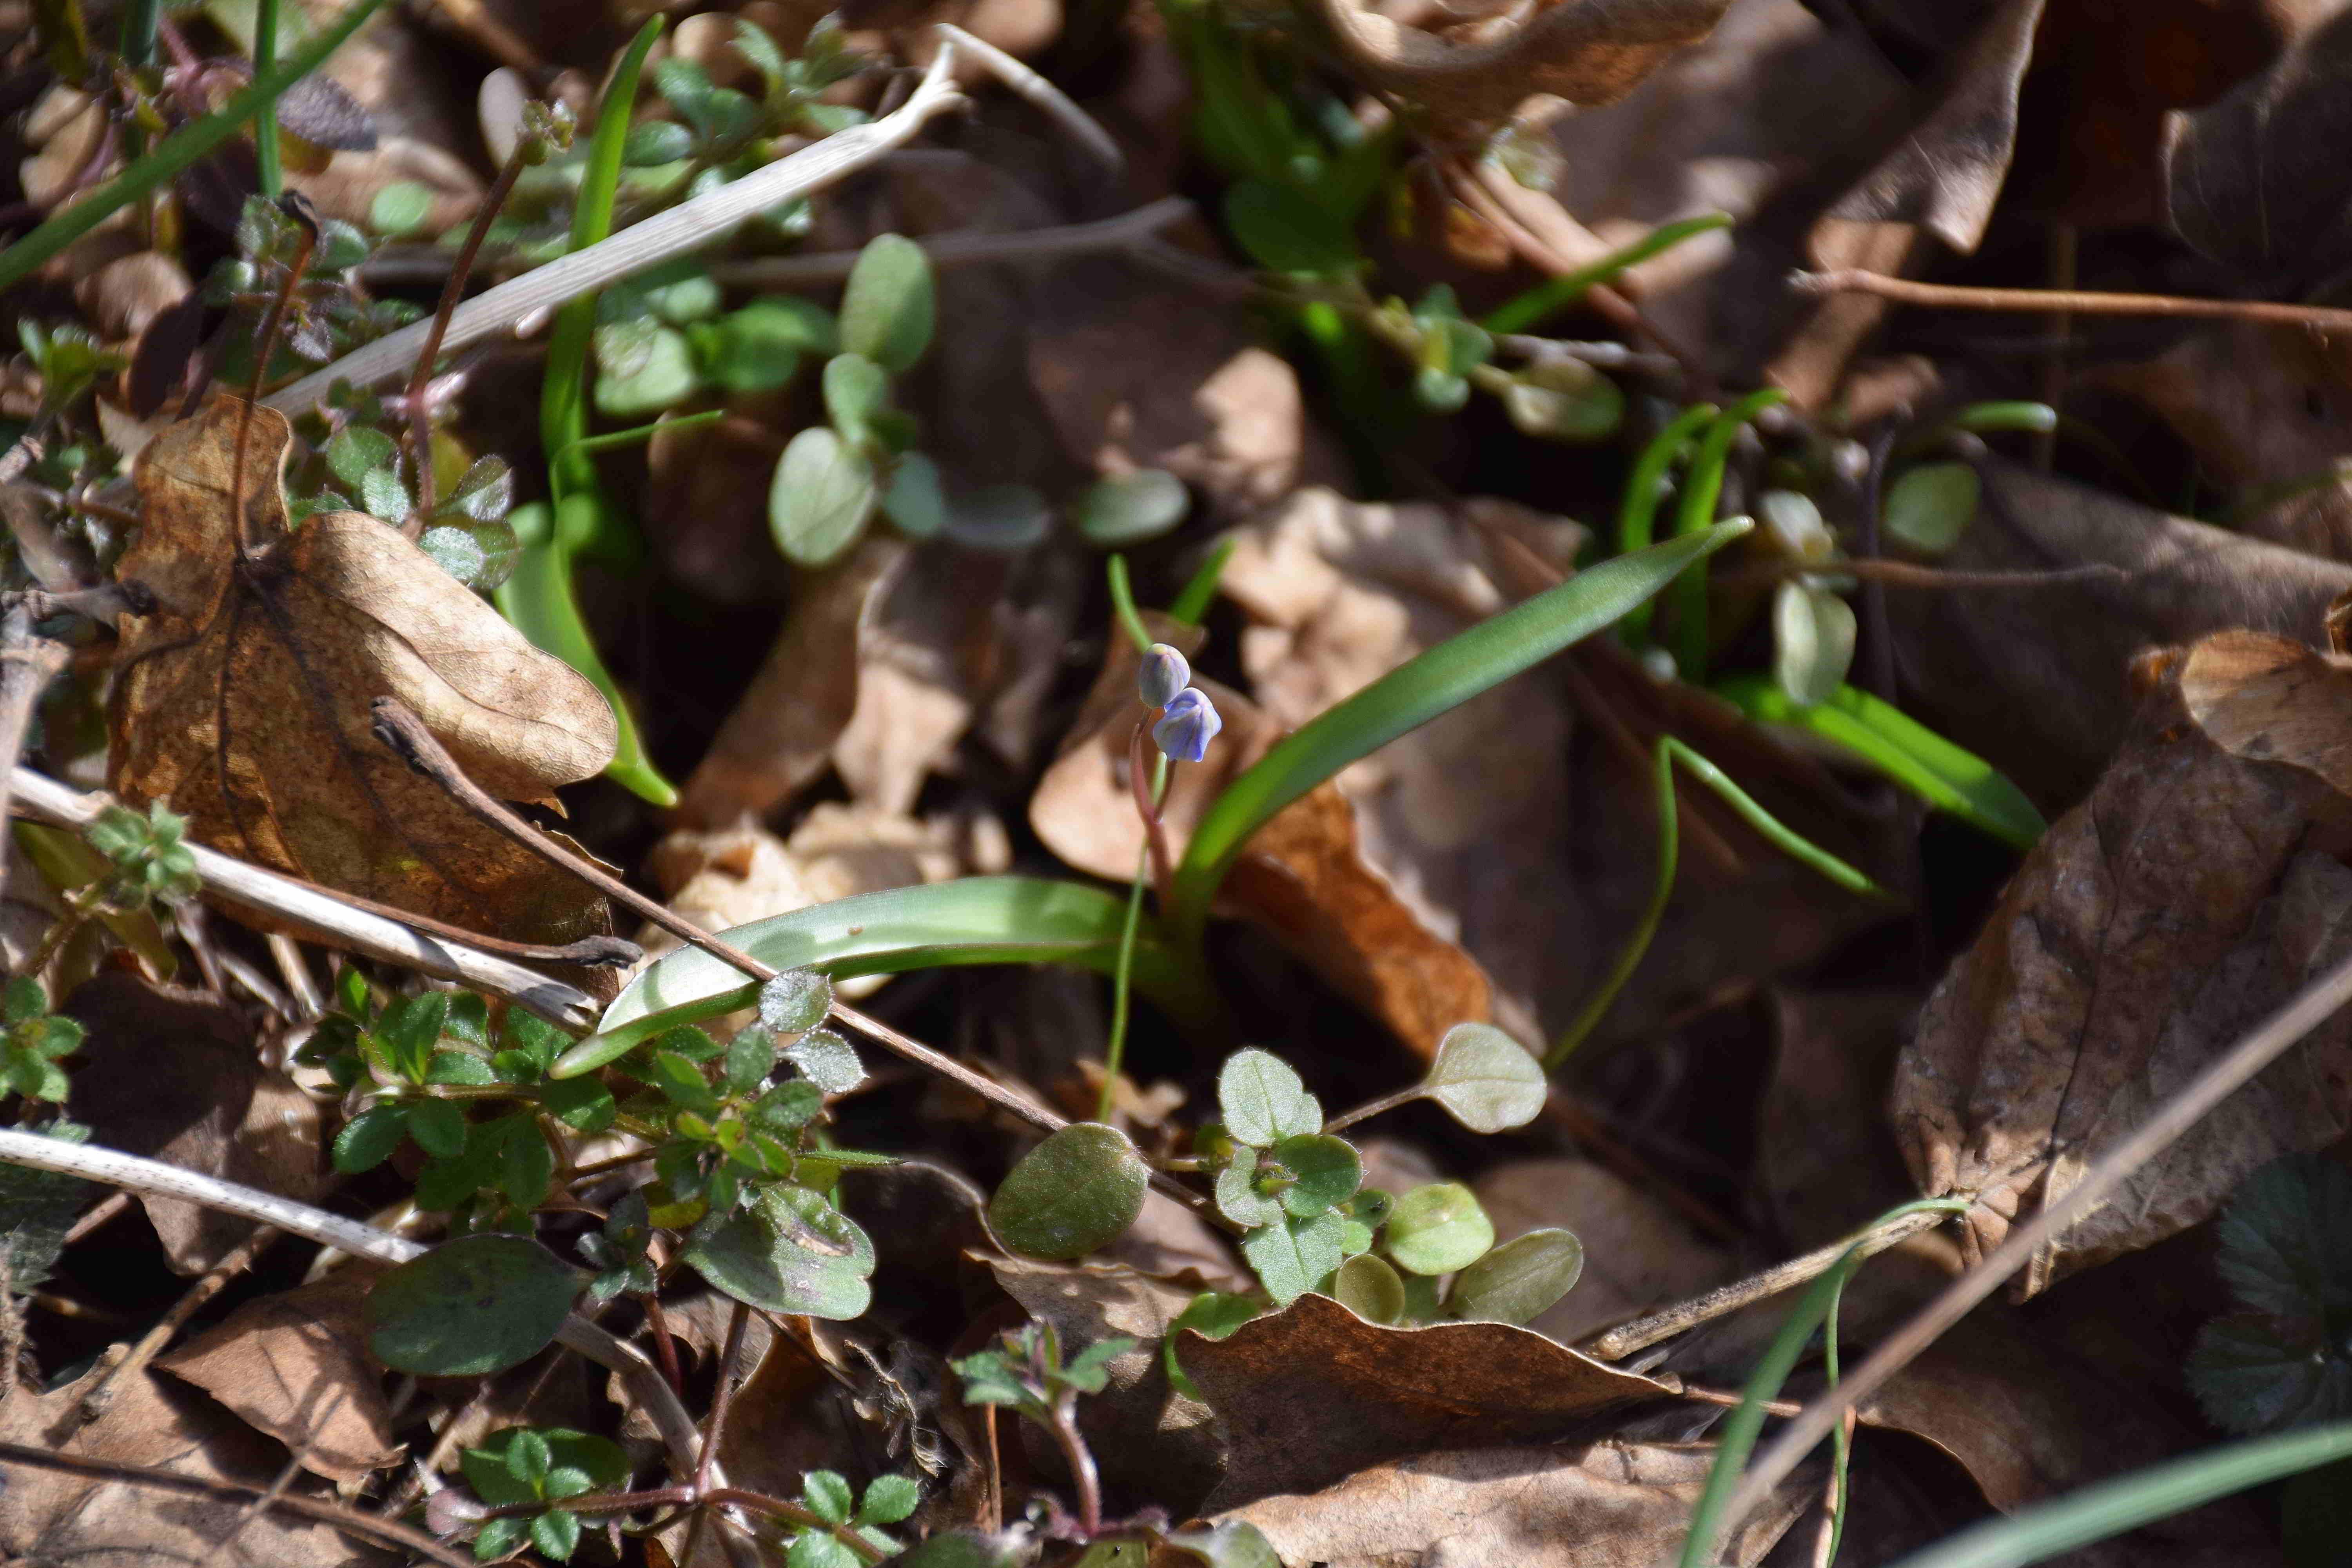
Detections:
[155, 1272, 401, 1483]
[1473, 1158, 1733, 1343]
[1029, 610, 1494, 1054]
[1886, 459, 2352, 809]
[988, 1255, 1228, 1510]
[1181, 1292, 1673, 1511]
[1893, 630, 2352, 1295]
[1217, 1441, 1812, 1568]
[1760, 989, 1931, 1249]
[0, 1356, 388, 1566]
[65, 971, 324, 1273]
[1307, 0, 1734, 125]
[110, 394, 616, 949]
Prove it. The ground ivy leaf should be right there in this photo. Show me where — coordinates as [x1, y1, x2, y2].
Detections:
[1218, 1049, 1318, 1148]
[987, 1123, 1148, 1260]
[1241, 1210, 1345, 1305]
[1271, 1133, 1361, 1218]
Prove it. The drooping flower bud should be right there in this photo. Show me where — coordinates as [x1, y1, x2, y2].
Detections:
[1138, 643, 1191, 709]
[1152, 686, 1222, 763]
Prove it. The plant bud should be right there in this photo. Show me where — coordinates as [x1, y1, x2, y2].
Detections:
[1137, 643, 1191, 708]
[1152, 686, 1223, 763]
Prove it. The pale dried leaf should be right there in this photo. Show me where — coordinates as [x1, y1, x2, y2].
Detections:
[1181, 1292, 1671, 1510]
[1220, 1441, 1811, 1568]
[1893, 632, 2352, 1295]
[156, 1272, 401, 1483]
[110, 395, 616, 949]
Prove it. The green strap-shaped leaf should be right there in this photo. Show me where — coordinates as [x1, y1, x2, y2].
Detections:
[1713, 676, 2047, 850]
[1168, 520, 1752, 942]
[555, 877, 1206, 1076]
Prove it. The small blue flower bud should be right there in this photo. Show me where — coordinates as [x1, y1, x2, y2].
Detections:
[1138, 643, 1191, 708]
[1152, 686, 1222, 763]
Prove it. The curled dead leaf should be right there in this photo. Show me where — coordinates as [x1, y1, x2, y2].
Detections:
[1180, 1291, 1671, 1510]
[109, 394, 616, 951]
[1893, 631, 2352, 1295]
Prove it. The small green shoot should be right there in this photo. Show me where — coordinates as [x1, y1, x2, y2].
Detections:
[1480, 212, 1734, 336]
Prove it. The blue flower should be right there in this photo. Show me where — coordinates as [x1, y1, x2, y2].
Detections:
[1152, 687, 1222, 763]
[1138, 643, 1191, 709]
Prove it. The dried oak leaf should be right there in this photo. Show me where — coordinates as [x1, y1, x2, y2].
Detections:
[1217, 1440, 1813, 1568]
[110, 394, 616, 950]
[65, 971, 324, 1274]
[1029, 612, 1494, 1056]
[1308, 0, 1735, 125]
[156, 1271, 401, 1483]
[0, 1357, 387, 1566]
[1181, 1291, 1671, 1511]
[1892, 631, 2352, 1296]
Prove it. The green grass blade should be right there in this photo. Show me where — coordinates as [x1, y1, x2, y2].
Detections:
[493, 17, 677, 807]
[1884, 1421, 2352, 1568]
[1167, 520, 1753, 943]
[1615, 403, 1716, 644]
[1169, 537, 1235, 627]
[253, 0, 283, 197]
[1107, 554, 1152, 654]
[1678, 1198, 1970, 1568]
[1668, 388, 1786, 678]
[1713, 677, 2047, 850]
[0, 0, 391, 294]
[555, 877, 1207, 1075]
[1480, 212, 1733, 337]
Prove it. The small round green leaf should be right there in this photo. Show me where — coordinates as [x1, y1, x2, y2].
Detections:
[1329, 1252, 1406, 1324]
[702, 297, 836, 394]
[1883, 461, 1980, 555]
[770, 426, 878, 567]
[1221, 180, 1353, 274]
[1757, 489, 1833, 564]
[1384, 1183, 1495, 1276]
[592, 320, 701, 417]
[1771, 579, 1857, 709]
[682, 1183, 875, 1320]
[881, 451, 946, 539]
[1074, 470, 1189, 546]
[758, 970, 833, 1034]
[1213, 1149, 1283, 1229]
[1217, 1049, 1318, 1148]
[1446, 1227, 1584, 1324]
[366, 1234, 582, 1375]
[1501, 358, 1623, 443]
[839, 233, 935, 373]
[1271, 1133, 1361, 1218]
[822, 352, 890, 445]
[987, 1123, 1149, 1260]
[368, 181, 434, 236]
[1422, 1022, 1546, 1134]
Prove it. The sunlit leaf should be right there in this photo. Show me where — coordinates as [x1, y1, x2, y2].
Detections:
[988, 1123, 1149, 1260]
[683, 1182, 875, 1319]
[769, 425, 877, 566]
[1218, 1049, 1319, 1148]
[839, 233, 934, 373]
[1384, 1183, 1495, 1276]
[1422, 1022, 1546, 1133]
[1447, 1227, 1583, 1324]
[366, 1234, 582, 1374]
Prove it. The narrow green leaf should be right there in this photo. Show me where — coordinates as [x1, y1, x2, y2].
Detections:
[366, 1234, 583, 1375]
[1480, 212, 1733, 336]
[1171, 521, 1751, 940]
[1882, 1421, 2352, 1568]
[987, 1123, 1149, 1260]
[1222, 180, 1354, 274]
[559, 878, 1203, 1076]
[1712, 677, 2046, 850]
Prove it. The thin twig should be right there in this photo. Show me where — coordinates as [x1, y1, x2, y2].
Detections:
[0, 1439, 475, 1568]
[67, 1221, 285, 1439]
[0, 1127, 714, 1485]
[1126, 722, 1174, 912]
[1580, 1207, 1952, 1363]
[934, 22, 1122, 172]
[1709, 559, 2127, 594]
[8, 767, 603, 1028]
[1791, 267, 2352, 334]
[262, 44, 966, 414]
[0, 600, 70, 904]
[1715, 938, 2352, 1544]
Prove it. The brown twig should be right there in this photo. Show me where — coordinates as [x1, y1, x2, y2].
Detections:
[0, 1439, 476, 1568]
[400, 132, 543, 519]
[64, 1221, 285, 1441]
[1709, 559, 2128, 595]
[1715, 938, 2352, 1544]
[1791, 267, 2352, 334]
